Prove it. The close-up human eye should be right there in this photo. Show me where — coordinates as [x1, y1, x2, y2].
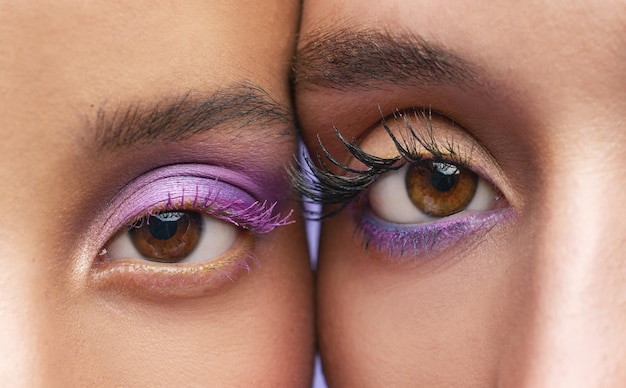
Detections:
[107, 210, 237, 264]
[91, 163, 293, 297]
[368, 158, 499, 224]
[294, 109, 513, 258]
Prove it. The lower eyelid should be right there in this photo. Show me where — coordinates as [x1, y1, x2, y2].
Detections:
[354, 205, 515, 261]
[91, 233, 257, 299]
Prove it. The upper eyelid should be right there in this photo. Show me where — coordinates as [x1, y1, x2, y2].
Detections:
[379, 109, 471, 163]
[354, 107, 505, 183]
[86, 164, 290, 253]
[119, 197, 293, 235]
[107, 177, 293, 236]
[296, 108, 472, 185]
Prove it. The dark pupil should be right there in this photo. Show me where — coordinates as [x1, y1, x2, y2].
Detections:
[148, 212, 184, 240]
[429, 162, 460, 192]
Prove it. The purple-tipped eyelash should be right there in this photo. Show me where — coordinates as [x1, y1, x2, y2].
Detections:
[356, 208, 514, 259]
[135, 186, 293, 234]
[216, 201, 294, 234]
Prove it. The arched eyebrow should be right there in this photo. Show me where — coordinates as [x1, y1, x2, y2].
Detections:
[293, 27, 482, 91]
[92, 82, 293, 151]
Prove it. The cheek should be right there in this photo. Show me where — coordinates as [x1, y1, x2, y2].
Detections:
[316, 213, 523, 386]
[34, 221, 314, 385]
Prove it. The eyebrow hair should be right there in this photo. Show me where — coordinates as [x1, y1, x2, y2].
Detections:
[92, 82, 293, 151]
[293, 27, 480, 91]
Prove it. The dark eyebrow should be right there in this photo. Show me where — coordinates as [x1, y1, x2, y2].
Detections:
[92, 82, 293, 151]
[293, 27, 480, 91]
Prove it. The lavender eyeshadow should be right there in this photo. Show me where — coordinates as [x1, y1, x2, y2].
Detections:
[357, 207, 514, 259]
[97, 164, 292, 248]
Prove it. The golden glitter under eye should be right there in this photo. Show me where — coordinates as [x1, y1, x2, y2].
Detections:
[129, 211, 203, 263]
[405, 160, 478, 217]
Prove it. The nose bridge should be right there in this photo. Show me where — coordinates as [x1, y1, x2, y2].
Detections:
[499, 156, 626, 386]
[0, 249, 46, 387]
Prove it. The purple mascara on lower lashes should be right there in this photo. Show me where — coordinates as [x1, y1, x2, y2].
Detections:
[99, 164, 293, 246]
[356, 207, 515, 259]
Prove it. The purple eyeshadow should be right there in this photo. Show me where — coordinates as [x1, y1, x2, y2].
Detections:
[100, 164, 292, 245]
[356, 207, 515, 259]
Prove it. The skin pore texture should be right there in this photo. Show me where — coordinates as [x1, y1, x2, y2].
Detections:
[295, 1, 626, 387]
[0, 1, 313, 386]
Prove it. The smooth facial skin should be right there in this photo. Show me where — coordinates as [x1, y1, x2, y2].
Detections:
[0, 1, 313, 386]
[295, 1, 626, 386]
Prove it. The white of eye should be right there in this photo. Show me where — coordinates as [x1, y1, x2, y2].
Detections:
[368, 164, 497, 224]
[106, 214, 238, 264]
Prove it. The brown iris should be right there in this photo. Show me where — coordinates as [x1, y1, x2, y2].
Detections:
[405, 161, 478, 217]
[129, 211, 203, 263]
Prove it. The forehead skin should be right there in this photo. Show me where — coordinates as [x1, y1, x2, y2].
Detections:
[297, 1, 626, 387]
[0, 1, 314, 386]
[297, 1, 626, 146]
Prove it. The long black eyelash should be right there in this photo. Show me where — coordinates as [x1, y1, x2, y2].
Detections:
[290, 108, 468, 219]
[290, 127, 400, 218]
[384, 108, 467, 163]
